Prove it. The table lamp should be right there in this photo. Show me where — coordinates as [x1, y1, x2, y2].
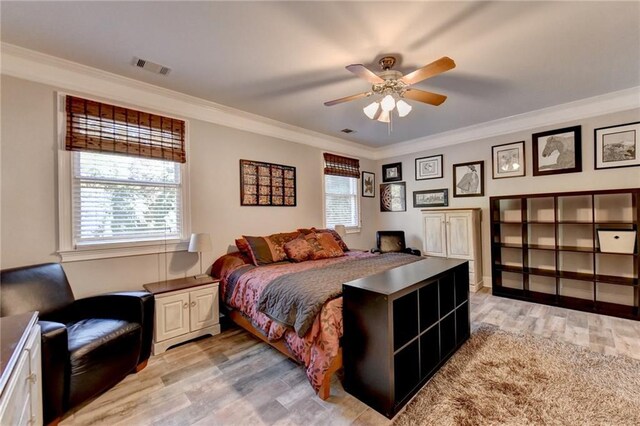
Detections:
[188, 233, 212, 279]
[334, 225, 347, 238]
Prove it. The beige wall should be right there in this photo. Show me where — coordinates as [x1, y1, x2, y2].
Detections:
[2, 73, 638, 297]
[376, 108, 640, 285]
[1, 75, 378, 297]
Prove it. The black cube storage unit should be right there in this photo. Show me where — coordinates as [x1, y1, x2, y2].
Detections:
[343, 258, 470, 419]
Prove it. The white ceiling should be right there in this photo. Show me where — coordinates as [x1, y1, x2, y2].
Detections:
[1, 1, 639, 148]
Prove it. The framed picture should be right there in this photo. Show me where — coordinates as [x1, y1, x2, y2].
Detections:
[492, 141, 525, 179]
[453, 161, 484, 197]
[532, 125, 582, 176]
[382, 162, 402, 182]
[361, 171, 375, 197]
[413, 189, 449, 208]
[594, 121, 640, 170]
[240, 159, 296, 206]
[380, 182, 406, 212]
[415, 155, 443, 180]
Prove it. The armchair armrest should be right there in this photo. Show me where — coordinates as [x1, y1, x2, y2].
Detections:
[72, 291, 154, 364]
[39, 321, 68, 423]
[72, 291, 153, 323]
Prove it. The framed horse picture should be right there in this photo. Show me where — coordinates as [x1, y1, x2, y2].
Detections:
[532, 126, 582, 176]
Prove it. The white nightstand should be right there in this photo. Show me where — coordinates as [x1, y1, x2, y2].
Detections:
[143, 276, 221, 355]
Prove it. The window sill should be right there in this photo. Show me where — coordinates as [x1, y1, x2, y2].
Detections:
[345, 227, 361, 234]
[59, 240, 189, 262]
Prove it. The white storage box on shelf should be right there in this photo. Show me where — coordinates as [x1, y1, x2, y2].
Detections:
[597, 230, 637, 254]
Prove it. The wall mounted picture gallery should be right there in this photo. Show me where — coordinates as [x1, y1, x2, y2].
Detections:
[381, 121, 638, 210]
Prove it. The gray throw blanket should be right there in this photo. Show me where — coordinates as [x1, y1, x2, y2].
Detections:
[257, 253, 421, 337]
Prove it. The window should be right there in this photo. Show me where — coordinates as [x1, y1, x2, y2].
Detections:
[324, 175, 359, 229]
[59, 95, 189, 260]
[73, 152, 182, 245]
[323, 153, 360, 230]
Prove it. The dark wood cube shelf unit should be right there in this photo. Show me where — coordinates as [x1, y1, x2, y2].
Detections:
[490, 188, 640, 320]
[343, 258, 470, 418]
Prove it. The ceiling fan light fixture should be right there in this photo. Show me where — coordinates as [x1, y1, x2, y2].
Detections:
[363, 101, 380, 119]
[396, 99, 412, 117]
[380, 94, 396, 112]
[377, 109, 390, 123]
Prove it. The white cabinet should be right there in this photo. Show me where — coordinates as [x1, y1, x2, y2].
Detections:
[423, 209, 483, 291]
[0, 313, 42, 426]
[155, 292, 191, 342]
[144, 277, 221, 355]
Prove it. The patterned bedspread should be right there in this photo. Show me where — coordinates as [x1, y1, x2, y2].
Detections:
[258, 253, 420, 337]
[220, 251, 381, 391]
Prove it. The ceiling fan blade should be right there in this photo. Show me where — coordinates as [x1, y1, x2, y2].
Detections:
[345, 64, 384, 84]
[400, 56, 456, 85]
[324, 92, 370, 106]
[403, 89, 448, 106]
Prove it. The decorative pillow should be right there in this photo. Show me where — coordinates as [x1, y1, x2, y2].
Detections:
[284, 237, 314, 263]
[211, 252, 250, 279]
[304, 232, 345, 260]
[298, 227, 349, 252]
[242, 231, 301, 265]
[235, 238, 253, 259]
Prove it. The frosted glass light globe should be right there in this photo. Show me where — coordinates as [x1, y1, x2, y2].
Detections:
[380, 94, 396, 112]
[377, 109, 390, 123]
[363, 101, 380, 119]
[396, 100, 412, 117]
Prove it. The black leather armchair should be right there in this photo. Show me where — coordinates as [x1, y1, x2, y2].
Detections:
[371, 230, 422, 256]
[0, 263, 154, 424]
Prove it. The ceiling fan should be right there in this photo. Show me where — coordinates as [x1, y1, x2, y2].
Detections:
[324, 56, 455, 123]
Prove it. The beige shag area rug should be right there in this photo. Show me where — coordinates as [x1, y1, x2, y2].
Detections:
[394, 326, 640, 425]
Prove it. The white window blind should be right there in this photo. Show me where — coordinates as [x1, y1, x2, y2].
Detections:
[72, 151, 182, 246]
[324, 175, 359, 229]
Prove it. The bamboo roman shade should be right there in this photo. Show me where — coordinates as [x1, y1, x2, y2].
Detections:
[65, 95, 186, 163]
[323, 153, 360, 178]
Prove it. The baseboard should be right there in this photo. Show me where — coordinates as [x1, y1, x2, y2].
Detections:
[470, 280, 484, 293]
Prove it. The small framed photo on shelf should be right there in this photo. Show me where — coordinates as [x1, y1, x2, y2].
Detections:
[492, 141, 525, 179]
[413, 189, 449, 208]
[380, 182, 406, 212]
[415, 155, 443, 180]
[361, 171, 375, 198]
[532, 125, 582, 176]
[382, 162, 402, 182]
[453, 161, 484, 197]
[594, 121, 640, 170]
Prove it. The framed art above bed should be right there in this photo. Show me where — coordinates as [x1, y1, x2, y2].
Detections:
[240, 159, 296, 206]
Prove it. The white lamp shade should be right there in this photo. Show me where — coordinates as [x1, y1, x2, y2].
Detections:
[188, 233, 212, 252]
[380, 94, 396, 112]
[377, 109, 390, 123]
[396, 100, 412, 117]
[334, 224, 347, 237]
[363, 101, 380, 119]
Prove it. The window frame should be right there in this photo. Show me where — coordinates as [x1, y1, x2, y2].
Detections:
[56, 92, 191, 261]
[322, 154, 361, 233]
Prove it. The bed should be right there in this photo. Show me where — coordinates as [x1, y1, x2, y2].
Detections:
[213, 235, 421, 399]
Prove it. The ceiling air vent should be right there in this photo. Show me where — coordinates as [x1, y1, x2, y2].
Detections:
[341, 128, 356, 134]
[133, 57, 171, 75]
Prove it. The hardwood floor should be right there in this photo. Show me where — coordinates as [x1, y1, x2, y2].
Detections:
[60, 289, 640, 425]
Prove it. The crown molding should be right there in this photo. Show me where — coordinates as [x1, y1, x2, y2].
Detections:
[0, 43, 375, 159]
[2, 43, 638, 163]
[371, 86, 640, 160]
